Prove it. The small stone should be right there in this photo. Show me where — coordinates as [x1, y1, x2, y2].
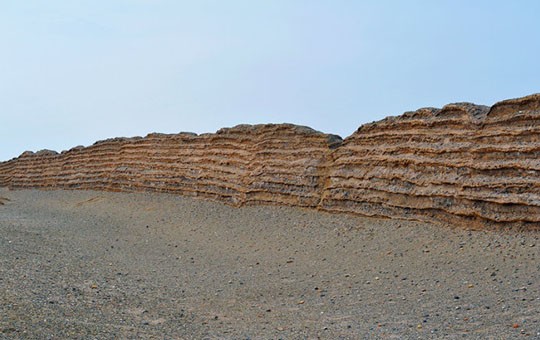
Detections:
[512, 323, 519, 328]
[90, 284, 98, 289]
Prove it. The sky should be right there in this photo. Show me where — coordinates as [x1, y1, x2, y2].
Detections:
[1, 0, 540, 161]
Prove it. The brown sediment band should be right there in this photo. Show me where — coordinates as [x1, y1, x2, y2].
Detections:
[2, 94, 540, 229]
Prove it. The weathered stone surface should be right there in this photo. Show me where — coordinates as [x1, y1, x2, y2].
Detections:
[0, 124, 341, 208]
[320, 94, 540, 229]
[2, 94, 540, 229]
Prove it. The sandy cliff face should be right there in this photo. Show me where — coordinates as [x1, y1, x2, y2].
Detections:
[1, 94, 540, 229]
[0, 124, 341, 208]
[321, 94, 540, 228]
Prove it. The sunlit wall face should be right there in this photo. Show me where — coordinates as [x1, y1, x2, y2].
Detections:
[1, 1, 539, 161]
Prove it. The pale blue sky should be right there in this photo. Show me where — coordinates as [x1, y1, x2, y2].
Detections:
[1, 1, 539, 161]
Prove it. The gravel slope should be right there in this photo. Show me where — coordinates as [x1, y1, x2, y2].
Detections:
[1, 188, 539, 339]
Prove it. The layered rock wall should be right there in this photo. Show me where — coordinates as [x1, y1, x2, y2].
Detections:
[0, 124, 341, 208]
[320, 94, 540, 228]
[2, 94, 540, 229]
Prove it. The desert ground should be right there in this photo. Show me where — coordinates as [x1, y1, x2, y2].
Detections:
[1, 188, 539, 339]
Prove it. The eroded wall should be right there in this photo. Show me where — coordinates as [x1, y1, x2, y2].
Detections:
[2, 94, 540, 229]
[0, 124, 341, 208]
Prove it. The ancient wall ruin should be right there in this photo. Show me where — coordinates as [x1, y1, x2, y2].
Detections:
[0, 124, 341, 208]
[2, 94, 540, 229]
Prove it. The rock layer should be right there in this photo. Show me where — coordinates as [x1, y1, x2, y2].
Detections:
[0, 124, 341, 209]
[2, 94, 540, 229]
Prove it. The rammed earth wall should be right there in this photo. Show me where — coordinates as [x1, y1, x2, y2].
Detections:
[2, 94, 540, 229]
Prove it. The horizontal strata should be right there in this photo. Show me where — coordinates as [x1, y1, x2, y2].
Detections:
[320, 93, 540, 229]
[0, 124, 342, 209]
[1, 94, 540, 229]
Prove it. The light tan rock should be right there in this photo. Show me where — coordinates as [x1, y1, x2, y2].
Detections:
[0, 124, 341, 208]
[2, 94, 540, 229]
[320, 94, 540, 229]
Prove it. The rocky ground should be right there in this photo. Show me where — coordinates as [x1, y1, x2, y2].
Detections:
[0, 188, 539, 339]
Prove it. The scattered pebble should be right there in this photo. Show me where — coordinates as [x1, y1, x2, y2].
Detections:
[2, 189, 538, 338]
